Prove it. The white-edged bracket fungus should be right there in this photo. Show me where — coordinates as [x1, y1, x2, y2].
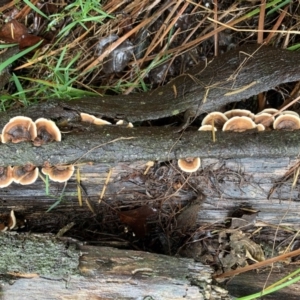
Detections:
[33, 118, 61, 146]
[273, 114, 300, 130]
[178, 157, 201, 173]
[254, 113, 274, 128]
[0, 166, 13, 188]
[224, 109, 255, 120]
[12, 164, 39, 185]
[42, 165, 75, 182]
[0, 210, 16, 232]
[258, 108, 278, 115]
[1, 116, 37, 143]
[80, 112, 111, 125]
[222, 116, 256, 132]
[201, 112, 228, 129]
[198, 124, 217, 131]
[280, 110, 300, 118]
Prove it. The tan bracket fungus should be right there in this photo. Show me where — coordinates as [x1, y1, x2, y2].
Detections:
[224, 109, 255, 120]
[178, 157, 201, 173]
[42, 165, 75, 182]
[222, 116, 257, 132]
[273, 114, 300, 130]
[0, 166, 14, 188]
[1, 116, 37, 143]
[80, 112, 111, 125]
[33, 118, 61, 146]
[12, 164, 39, 185]
[201, 112, 228, 130]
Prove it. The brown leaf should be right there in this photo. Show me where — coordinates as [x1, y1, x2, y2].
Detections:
[118, 205, 156, 237]
[0, 20, 28, 42]
[19, 34, 43, 49]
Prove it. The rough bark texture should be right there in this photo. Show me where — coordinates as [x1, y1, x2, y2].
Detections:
[0, 127, 300, 166]
[0, 233, 229, 300]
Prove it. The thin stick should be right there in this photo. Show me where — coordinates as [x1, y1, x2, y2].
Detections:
[99, 168, 113, 203]
[76, 167, 82, 207]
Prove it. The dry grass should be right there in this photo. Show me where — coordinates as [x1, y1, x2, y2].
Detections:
[0, 0, 299, 108]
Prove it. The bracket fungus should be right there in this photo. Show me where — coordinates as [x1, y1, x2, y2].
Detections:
[1, 116, 37, 143]
[198, 124, 217, 131]
[33, 118, 61, 146]
[254, 113, 274, 128]
[201, 112, 228, 129]
[80, 112, 111, 125]
[222, 116, 256, 132]
[42, 165, 75, 182]
[273, 114, 300, 130]
[0, 166, 13, 188]
[0, 210, 16, 232]
[178, 157, 201, 173]
[224, 109, 255, 120]
[12, 164, 39, 185]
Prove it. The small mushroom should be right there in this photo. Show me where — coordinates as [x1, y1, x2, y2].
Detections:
[0, 166, 13, 188]
[178, 157, 201, 173]
[12, 164, 39, 185]
[42, 165, 75, 182]
[201, 112, 228, 129]
[33, 118, 61, 146]
[254, 113, 274, 128]
[273, 114, 300, 130]
[225, 109, 255, 120]
[198, 125, 217, 131]
[1, 116, 37, 143]
[222, 116, 256, 132]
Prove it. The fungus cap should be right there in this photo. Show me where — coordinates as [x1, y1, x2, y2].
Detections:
[12, 164, 39, 185]
[224, 109, 255, 120]
[198, 124, 217, 131]
[178, 157, 201, 173]
[80, 113, 95, 123]
[273, 114, 300, 130]
[254, 113, 274, 128]
[0, 210, 16, 231]
[222, 116, 256, 132]
[34, 118, 61, 146]
[256, 124, 265, 131]
[201, 112, 228, 129]
[42, 165, 75, 182]
[280, 110, 299, 118]
[1, 116, 37, 143]
[258, 108, 278, 115]
[0, 166, 13, 188]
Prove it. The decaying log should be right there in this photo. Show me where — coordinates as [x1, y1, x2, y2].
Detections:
[1, 45, 300, 123]
[0, 233, 229, 300]
[0, 127, 299, 166]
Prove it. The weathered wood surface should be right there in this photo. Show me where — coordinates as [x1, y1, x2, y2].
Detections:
[0, 127, 300, 166]
[1, 157, 299, 230]
[0, 234, 229, 300]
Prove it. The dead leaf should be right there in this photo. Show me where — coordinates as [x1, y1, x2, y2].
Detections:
[118, 205, 156, 237]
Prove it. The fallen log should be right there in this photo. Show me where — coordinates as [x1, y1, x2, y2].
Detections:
[0, 233, 229, 300]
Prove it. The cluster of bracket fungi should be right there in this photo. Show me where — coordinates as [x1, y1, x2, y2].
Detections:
[0, 116, 74, 188]
[0, 112, 133, 189]
[178, 108, 300, 173]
